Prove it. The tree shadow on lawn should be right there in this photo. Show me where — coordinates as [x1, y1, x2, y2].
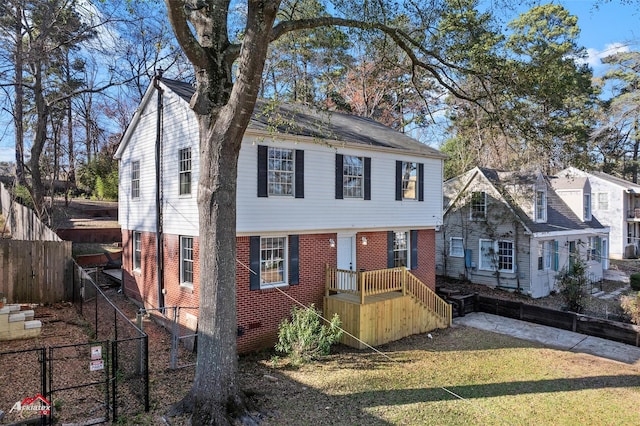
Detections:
[336, 374, 640, 406]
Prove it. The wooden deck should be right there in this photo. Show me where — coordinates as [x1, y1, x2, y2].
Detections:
[323, 266, 451, 349]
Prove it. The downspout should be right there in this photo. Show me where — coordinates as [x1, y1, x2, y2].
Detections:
[154, 69, 165, 309]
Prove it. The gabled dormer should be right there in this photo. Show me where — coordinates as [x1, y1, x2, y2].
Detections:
[550, 176, 592, 222]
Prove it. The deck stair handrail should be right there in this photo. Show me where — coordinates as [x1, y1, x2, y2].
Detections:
[325, 265, 451, 326]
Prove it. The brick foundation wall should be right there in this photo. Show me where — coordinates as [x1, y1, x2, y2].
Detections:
[120, 228, 436, 353]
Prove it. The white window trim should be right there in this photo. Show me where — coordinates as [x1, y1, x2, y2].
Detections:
[260, 236, 289, 288]
[267, 147, 295, 197]
[392, 231, 410, 268]
[131, 161, 140, 200]
[535, 189, 547, 222]
[584, 193, 592, 221]
[470, 191, 487, 220]
[449, 237, 464, 258]
[479, 239, 515, 273]
[180, 236, 194, 288]
[343, 155, 364, 199]
[133, 231, 141, 271]
[401, 162, 418, 200]
[179, 148, 192, 196]
[596, 192, 609, 211]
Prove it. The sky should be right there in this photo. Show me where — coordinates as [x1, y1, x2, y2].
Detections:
[0, 1, 639, 164]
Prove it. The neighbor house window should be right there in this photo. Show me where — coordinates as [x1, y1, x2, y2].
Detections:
[343, 155, 364, 198]
[587, 236, 600, 261]
[393, 231, 409, 268]
[131, 161, 140, 199]
[450, 237, 464, 258]
[260, 236, 287, 286]
[268, 147, 294, 196]
[538, 241, 553, 270]
[479, 239, 514, 272]
[179, 148, 192, 195]
[595, 192, 609, 211]
[470, 191, 486, 220]
[401, 162, 418, 200]
[584, 193, 592, 220]
[180, 236, 194, 286]
[133, 231, 141, 271]
[535, 190, 546, 222]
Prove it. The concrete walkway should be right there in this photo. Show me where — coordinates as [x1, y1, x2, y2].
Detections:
[454, 312, 640, 366]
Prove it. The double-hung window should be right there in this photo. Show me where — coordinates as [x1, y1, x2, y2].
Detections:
[392, 231, 409, 268]
[595, 192, 609, 211]
[535, 190, 546, 222]
[260, 236, 287, 286]
[401, 162, 418, 200]
[268, 147, 294, 196]
[584, 193, 592, 220]
[538, 241, 553, 270]
[587, 236, 600, 261]
[133, 231, 141, 271]
[179, 148, 192, 195]
[180, 236, 194, 286]
[479, 239, 514, 272]
[343, 155, 364, 198]
[131, 161, 140, 199]
[450, 237, 464, 258]
[470, 191, 486, 220]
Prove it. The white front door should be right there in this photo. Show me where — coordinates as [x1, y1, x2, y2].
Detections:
[336, 235, 356, 291]
[337, 235, 356, 271]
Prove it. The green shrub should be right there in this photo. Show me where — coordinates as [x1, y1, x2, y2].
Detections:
[630, 273, 640, 291]
[275, 304, 343, 366]
[556, 257, 588, 313]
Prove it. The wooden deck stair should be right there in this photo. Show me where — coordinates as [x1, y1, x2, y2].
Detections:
[324, 266, 451, 349]
[0, 304, 42, 341]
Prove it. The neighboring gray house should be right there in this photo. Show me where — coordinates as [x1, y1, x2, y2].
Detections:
[436, 167, 609, 298]
[558, 167, 640, 259]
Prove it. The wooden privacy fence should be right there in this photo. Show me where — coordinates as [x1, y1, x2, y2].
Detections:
[0, 183, 73, 304]
[0, 240, 72, 303]
[475, 295, 640, 347]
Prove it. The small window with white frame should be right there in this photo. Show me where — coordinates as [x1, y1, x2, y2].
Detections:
[133, 231, 141, 271]
[401, 162, 418, 200]
[584, 193, 592, 220]
[470, 191, 486, 220]
[595, 192, 608, 211]
[535, 189, 547, 222]
[268, 147, 294, 196]
[480, 239, 514, 272]
[180, 236, 194, 286]
[179, 148, 192, 195]
[393, 231, 410, 268]
[450, 237, 464, 257]
[260, 236, 288, 286]
[131, 161, 140, 199]
[343, 155, 364, 198]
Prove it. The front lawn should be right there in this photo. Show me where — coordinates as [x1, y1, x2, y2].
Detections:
[243, 325, 640, 425]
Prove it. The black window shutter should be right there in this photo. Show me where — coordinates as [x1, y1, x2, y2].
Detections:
[395, 161, 402, 201]
[289, 235, 299, 285]
[295, 150, 304, 199]
[418, 163, 424, 202]
[335, 154, 344, 199]
[249, 236, 261, 290]
[257, 146, 268, 198]
[364, 157, 371, 200]
[411, 230, 418, 270]
[387, 231, 395, 268]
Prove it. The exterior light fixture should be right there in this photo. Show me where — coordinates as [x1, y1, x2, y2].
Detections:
[361, 236, 367, 246]
[329, 238, 336, 248]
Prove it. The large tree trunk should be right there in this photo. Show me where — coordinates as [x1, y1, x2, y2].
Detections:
[166, 1, 280, 423]
[14, 1, 26, 185]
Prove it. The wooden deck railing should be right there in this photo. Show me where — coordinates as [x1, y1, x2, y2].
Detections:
[325, 265, 452, 326]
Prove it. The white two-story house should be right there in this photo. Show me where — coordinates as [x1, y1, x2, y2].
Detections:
[557, 167, 640, 259]
[115, 78, 449, 353]
[436, 167, 609, 298]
